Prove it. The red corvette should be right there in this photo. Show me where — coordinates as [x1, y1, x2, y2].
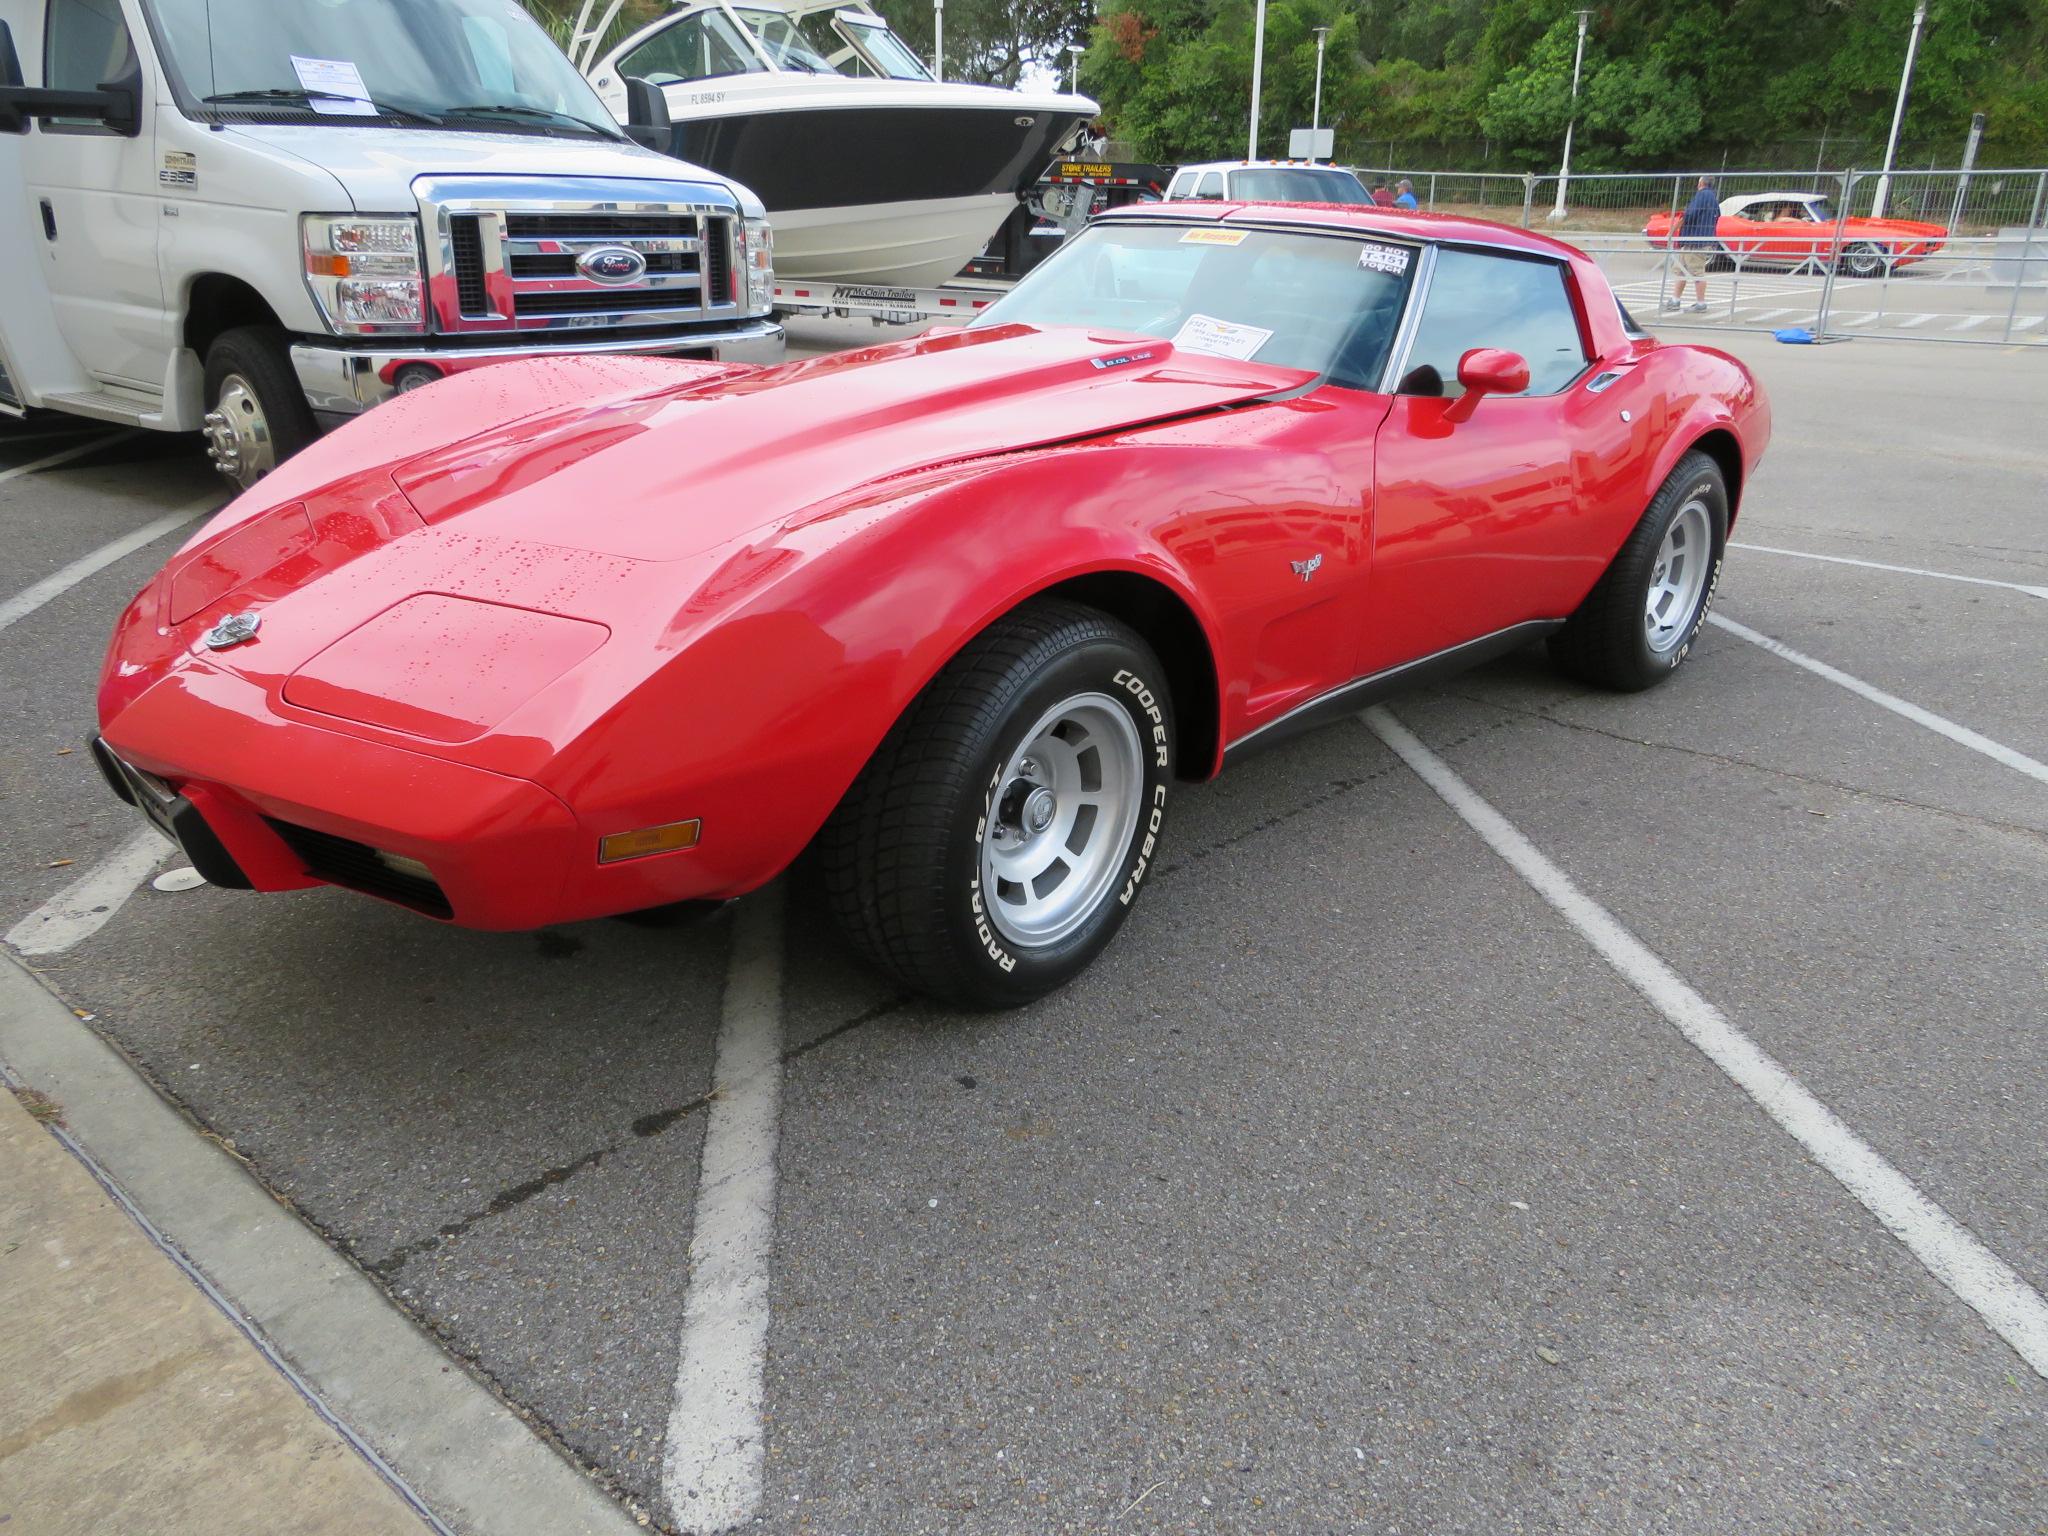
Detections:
[96, 202, 1768, 1006]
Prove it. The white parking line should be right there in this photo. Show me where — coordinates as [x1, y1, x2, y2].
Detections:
[1897, 313, 1941, 328]
[6, 825, 173, 956]
[1707, 614, 2048, 787]
[1730, 542, 2048, 601]
[0, 428, 137, 486]
[1362, 705, 2048, 1380]
[664, 884, 786, 1533]
[0, 493, 220, 634]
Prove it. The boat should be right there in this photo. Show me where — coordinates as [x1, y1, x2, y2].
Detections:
[570, 0, 1096, 288]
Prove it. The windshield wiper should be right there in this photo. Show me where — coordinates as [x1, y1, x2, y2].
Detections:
[439, 103, 617, 137]
[203, 88, 443, 125]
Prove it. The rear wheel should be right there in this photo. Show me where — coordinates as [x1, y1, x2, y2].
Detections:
[202, 326, 317, 490]
[819, 600, 1174, 1009]
[1549, 451, 1727, 692]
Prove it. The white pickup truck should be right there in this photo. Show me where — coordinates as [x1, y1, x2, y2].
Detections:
[0, 0, 783, 486]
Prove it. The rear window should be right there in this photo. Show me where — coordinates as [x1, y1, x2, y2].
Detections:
[1227, 168, 1370, 205]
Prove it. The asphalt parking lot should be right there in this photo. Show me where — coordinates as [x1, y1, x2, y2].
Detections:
[4, 325, 2046, 1534]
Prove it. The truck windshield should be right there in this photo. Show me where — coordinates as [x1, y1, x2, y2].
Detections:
[150, 0, 625, 138]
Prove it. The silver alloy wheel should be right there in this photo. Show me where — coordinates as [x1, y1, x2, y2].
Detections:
[980, 692, 1146, 948]
[1644, 497, 1713, 654]
[202, 373, 275, 487]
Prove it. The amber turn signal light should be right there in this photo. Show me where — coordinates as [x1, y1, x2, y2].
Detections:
[305, 253, 352, 277]
[599, 819, 701, 863]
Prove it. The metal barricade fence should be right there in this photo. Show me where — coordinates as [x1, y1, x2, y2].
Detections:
[1343, 164, 2048, 347]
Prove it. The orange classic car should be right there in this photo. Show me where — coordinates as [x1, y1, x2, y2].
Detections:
[1646, 192, 1945, 277]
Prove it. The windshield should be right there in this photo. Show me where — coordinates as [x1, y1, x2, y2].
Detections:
[838, 17, 930, 79]
[150, 0, 624, 137]
[971, 221, 1415, 391]
[731, 8, 839, 72]
[1227, 168, 1371, 205]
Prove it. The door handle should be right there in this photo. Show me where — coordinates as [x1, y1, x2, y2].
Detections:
[38, 197, 54, 240]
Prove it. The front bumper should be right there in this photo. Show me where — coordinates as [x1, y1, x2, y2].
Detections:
[290, 317, 786, 420]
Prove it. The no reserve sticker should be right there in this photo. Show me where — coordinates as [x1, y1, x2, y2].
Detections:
[1358, 242, 1412, 275]
[1180, 228, 1249, 246]
[1171, 313, 1273, 362]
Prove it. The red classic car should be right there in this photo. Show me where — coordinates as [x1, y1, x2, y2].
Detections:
[1646, 191, 1946, 277]
[96, 202, 1769, 1007]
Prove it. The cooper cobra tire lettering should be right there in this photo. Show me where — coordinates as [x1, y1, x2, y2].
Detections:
[1114, 668, 1172, 767]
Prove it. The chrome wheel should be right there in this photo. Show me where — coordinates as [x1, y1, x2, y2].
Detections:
[1644, 498, 1713, 654]
[203, 373, 276, 488]
[980, 692, 1145, 948]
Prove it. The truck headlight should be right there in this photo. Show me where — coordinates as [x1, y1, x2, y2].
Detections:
[302, 216, 427, 335]
[741, 216, 773, 313]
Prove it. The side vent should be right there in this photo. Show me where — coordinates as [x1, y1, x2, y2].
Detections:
[704, 216, 733, 307]
[448, 215, 489, 317]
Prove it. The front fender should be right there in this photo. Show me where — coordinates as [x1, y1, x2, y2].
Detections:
[538, 439, 1281, 906]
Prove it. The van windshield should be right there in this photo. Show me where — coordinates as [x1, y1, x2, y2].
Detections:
[150, 0, 625, 138]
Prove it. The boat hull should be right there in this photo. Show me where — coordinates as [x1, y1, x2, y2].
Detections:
[769, 192, 1022, 287]
[658, 101, 1089, 284]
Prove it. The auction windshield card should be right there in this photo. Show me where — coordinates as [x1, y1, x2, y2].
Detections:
[290, 56, 378, 115]
[1172, 313, 1274, 361]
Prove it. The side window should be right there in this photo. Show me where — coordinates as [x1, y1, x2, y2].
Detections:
[44, 0, 135, 129]
[1195, 171, 1224, 200]
[1165, 172, 1194, 201]
[620, 11, 764, 83]
[1395, 248, 1589, 398]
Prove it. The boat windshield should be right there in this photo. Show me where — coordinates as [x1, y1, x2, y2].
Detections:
[730, 7, 840, 72]
[148, 0, 624, 137]
[971, 221, 1416, 391]
[834, 16, 931, 79]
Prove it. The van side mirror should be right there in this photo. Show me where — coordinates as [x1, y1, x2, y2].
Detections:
[1444, 347, 1530, 422]
[623, 76, 671, 151]
[0, 20, 142, 137]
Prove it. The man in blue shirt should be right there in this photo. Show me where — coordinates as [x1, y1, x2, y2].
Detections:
[1394, 178, 1419, 210]
[1665, 176, 1721, 313]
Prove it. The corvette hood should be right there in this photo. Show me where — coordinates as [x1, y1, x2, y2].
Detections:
[387, 326, 1311, 563]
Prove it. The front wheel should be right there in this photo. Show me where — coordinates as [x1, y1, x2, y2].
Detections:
[819, 600, 1175, 1009]
[1549, 450, 1727, 692]
[1837, 241, 1891, 279]
[202, 326, 318, 490]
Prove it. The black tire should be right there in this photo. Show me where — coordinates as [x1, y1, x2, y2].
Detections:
[202, 325, 318, 490]
[1837, 241, 1891, 279]
[819, 600, 1175, 1009]
[1704, 252, 1736, 274]
[1548, 450, 1728, 692]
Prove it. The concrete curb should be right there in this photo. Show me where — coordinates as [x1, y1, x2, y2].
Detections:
[0, 952, 642, 1536]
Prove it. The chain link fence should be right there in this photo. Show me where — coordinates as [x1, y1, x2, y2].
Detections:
[1348, 165, 2048, 347]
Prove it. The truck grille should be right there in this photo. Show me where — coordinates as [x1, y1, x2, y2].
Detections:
[449, 215, 490, 317]
[419, 177, 742, 336]
[266, 818, 454, 920]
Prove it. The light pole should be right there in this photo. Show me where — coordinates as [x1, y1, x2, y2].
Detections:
[931, 0, 942, 79]
[1309, 26, 1330, 163]
[1066, 42, 1085, 95]
[1247, 0, 1268, 161]
[1872, 0, 1929, 220]
[1547, 9, 1594, 221]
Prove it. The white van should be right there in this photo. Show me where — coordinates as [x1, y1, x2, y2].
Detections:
[0, 0, 783, 486]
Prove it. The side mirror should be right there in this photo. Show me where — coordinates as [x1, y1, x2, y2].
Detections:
[1445, 347, 1530, 422]
[0, 20, 142, 137]
[623, 75, 671, 151]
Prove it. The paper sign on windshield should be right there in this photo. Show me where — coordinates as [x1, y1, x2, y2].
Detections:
[1357, 242, 1411, 275]
[1172, 313, 1273, 362]
[291, 56, 378, 115]
[1180, 228, 1248, 246]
